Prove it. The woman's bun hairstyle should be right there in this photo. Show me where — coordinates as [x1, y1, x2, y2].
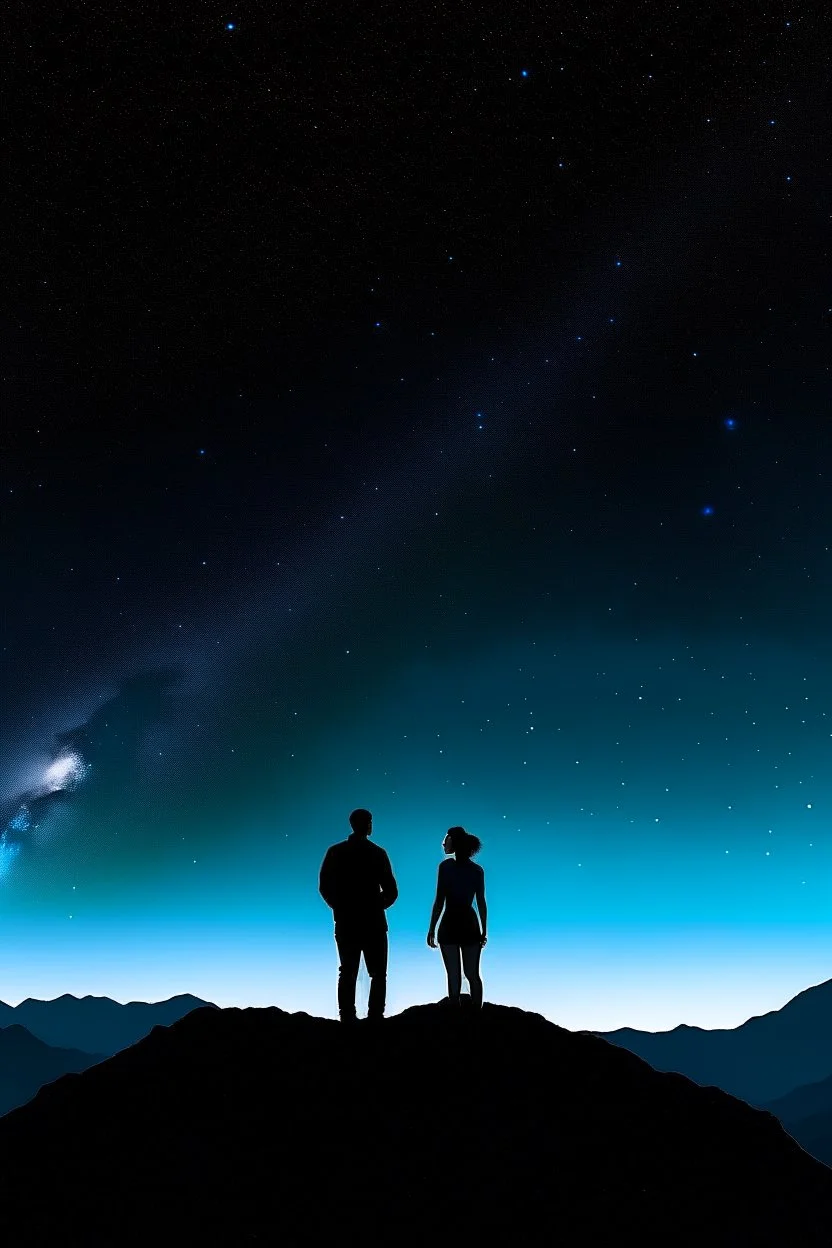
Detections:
[447, 825, 482, 859]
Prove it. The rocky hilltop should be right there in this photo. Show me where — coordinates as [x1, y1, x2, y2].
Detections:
[0, 1000, 829, 1245]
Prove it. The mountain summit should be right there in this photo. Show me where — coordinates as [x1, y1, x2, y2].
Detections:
[0, 1000, 829, 1245]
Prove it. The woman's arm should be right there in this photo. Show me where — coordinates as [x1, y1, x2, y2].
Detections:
[427, 867, 446, 947]
[475, 871, 487, 943]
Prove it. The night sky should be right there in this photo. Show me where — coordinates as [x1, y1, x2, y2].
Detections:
[2, 3, 829, 1028]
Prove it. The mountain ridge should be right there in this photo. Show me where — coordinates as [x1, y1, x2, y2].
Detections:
[0, 991, 217, 1056]
[596, 976, 832, 1104]
[764, 1073, 832, 1124]
[0, 1022, 103, 1118]
[762, 1074, 832, 1169]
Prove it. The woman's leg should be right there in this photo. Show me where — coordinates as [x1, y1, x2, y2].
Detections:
[439, 943, 462, 1001]
[461, 943, 483, 1008]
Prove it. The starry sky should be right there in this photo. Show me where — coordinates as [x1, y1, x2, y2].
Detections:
[2, 2, 829, 1029]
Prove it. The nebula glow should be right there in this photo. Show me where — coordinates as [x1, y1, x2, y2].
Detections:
[44, 753, 88, 793]
[0, 751, 91, 881]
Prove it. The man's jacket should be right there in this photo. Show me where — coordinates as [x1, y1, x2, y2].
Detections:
[319, 833, 398, 929]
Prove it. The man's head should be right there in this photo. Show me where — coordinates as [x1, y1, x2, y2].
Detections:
[349, 808, 373, 837]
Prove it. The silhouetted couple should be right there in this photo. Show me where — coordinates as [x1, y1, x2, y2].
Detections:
[319, 808, 487, 1023]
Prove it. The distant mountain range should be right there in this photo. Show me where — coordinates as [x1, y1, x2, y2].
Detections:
[763, 1074, 832, 1169]
[781, 1106, 832, 1172]
[0, 993, 217, 1120]
[0, 1000, 829, 1245]
[595, 977, 832, 1105]
[764, 1072, 832, 1125]
[0, 1024, 104, 1117]
[0, 992, 217, 1057]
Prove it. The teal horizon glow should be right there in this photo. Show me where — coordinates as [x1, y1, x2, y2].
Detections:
[2, 632, 828, 1031]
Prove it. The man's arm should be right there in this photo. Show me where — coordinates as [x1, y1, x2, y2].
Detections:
[380, 851, 398, 910]
[319, 847, 337, 910]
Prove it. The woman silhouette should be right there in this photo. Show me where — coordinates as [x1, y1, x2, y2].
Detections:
[427, 826, 487, 1008]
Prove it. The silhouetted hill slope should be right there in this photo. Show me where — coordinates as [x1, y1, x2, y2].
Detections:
[764, 1073, 832, 1124]
[763, 1075, 832, 1169]
[597, 977, 832, 1104]
[0, 992, 216, 1056]
[785, 1109, 832, 1170]
[0, 1024, 103, 1118]
[0, 1001, 829, 1246]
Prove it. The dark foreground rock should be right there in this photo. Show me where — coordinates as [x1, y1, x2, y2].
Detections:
[0, 1000, 829, 1246]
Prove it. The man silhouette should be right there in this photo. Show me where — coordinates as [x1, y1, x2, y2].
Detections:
[319, 808, 398, 1023]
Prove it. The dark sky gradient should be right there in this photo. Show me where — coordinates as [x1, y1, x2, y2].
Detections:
[1, 3, 829, 1026]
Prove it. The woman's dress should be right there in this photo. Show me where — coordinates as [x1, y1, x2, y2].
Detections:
[437, 858, 483, 945]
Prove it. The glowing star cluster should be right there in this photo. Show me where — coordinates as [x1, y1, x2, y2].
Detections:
[44, 752, 90, 793]
[0, 751, 91, 882]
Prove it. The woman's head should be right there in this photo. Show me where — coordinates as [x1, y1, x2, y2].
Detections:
[443, 825, 482, 859]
